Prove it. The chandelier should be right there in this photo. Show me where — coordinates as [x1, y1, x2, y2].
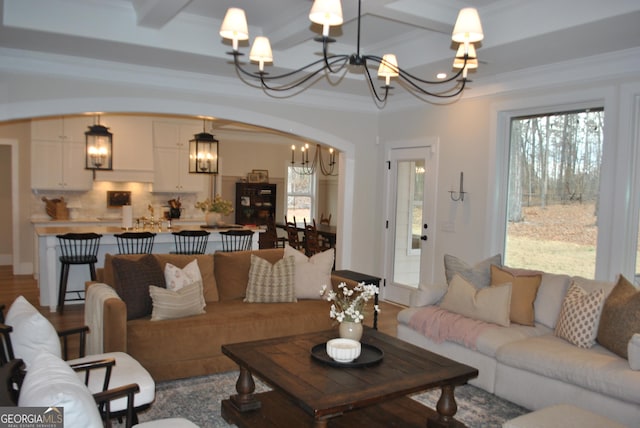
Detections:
[219, 0, 483, 104]
[291, 143, 337, 176]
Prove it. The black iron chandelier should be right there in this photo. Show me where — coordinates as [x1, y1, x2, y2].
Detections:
[220, 0, 483, 104]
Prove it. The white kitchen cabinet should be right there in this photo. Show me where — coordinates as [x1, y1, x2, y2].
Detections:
[99, 116, 154, 173]
[31, 117, 93, 191]
[152, 120, 205, 193]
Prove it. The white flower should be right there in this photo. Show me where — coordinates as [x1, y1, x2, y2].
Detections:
[319, 281, 379, 323]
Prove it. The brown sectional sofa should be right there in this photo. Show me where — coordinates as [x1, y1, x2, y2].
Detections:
[87, 248, 358, 381]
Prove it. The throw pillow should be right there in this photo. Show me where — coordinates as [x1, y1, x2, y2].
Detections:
[5, 296, 61, 367]
[628, 333, 640, 371]
[164, 259, 203, 292]
[534, 273, 572, 329]
[112, 254, 166, 320]
[439, 274, 512, 327]
[596, 275, 640, 358]
[555, 282, 605, 348]
[149, 280, 206, 321]
[444, 254, 502, 288]
[18, 351, 103, 428]
[154, 254, 218, 302]
[490, 265, 542, 326]
[244, 255, 296, 303]
[284, 246, 334, 299]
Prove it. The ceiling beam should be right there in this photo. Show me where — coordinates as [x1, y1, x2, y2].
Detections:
[132, 0, 192, 29]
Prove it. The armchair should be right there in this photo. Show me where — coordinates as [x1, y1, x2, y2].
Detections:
[1, 296, 155, 424]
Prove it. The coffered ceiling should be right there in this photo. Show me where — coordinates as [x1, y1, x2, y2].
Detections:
[1, 0, 640, 104]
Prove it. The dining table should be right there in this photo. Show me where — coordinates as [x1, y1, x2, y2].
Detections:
[277, 222, 337, 248]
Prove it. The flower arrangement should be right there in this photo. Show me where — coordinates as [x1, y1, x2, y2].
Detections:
[320, 282, 380, 323]
[195, 195, 234, 215]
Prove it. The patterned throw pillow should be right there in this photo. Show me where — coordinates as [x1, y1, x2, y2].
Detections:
[444, 254, 502, 288]
[149, 280, 206, 321]
[490, 265, 542, 326]
[164, 259, 203, 292]
[112, 254, 166, 320]
[596, 275, 640, 358]
[555, 282, 605, 348]
[244, 255, 296, 303]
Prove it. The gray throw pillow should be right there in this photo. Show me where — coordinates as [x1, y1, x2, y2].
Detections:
[244, 255, 296, 303]
[444, 254, 502, 288]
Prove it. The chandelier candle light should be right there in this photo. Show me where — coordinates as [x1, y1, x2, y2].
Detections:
[220, 0, 484, 104]
[291, 143, 337, 176]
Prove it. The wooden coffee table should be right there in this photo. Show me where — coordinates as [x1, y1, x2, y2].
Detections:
[221, 328, 478, 427]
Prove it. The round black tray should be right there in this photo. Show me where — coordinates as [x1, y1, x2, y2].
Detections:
[311, 342, 384, 368]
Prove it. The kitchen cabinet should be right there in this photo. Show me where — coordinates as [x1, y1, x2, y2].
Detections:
[235, 183, 277, 225]
[31, 117, 92, 191]
[152, 120, 205, 193]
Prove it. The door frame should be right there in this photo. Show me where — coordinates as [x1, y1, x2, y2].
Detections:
[381, 137, 439, 305]
[0, 139, 20, 274]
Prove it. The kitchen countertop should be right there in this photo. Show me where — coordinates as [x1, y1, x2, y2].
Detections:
[34, 224, 262, 237]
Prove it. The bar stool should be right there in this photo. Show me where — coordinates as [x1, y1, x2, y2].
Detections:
[171, 230, 210, 254]
[220, 230, 254, 252]
[114, 231, 156, 254]
[56, 233, 102, 313]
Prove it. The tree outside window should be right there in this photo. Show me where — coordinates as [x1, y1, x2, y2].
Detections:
[505, 108, 604, 277]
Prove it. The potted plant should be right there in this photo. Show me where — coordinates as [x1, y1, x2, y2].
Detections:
[195, 195, 234, 226]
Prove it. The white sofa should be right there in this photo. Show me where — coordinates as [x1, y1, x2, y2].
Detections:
[397, 267, 640, 427]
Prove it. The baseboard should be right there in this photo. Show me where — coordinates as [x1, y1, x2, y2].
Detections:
[13, 262, 34, 276]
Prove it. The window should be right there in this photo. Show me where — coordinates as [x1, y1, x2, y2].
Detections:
[286, 165, 316, 223]
[504, 108, 604, 277]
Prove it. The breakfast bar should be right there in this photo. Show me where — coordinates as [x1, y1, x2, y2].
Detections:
[34, 225, 260, 312]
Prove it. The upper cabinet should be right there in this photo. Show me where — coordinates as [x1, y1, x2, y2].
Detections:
[92, 116, 155, 182]
[31, 117, 92, 191]
[152, 120, 205, 193]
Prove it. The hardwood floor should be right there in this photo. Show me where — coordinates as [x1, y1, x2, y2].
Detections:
[0, 265, 404, 349]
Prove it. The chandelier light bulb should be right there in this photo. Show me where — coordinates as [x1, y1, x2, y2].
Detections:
[309, 0, 343, 37]
[377, 54, 399, 86]
[452, 8, 484, 44]
[220, 8, 249, 51]
[250, 36, 273, 71]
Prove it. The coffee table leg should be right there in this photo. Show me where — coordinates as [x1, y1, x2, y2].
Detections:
[427, 384, 458, 428]
[230, 366, 262, 412]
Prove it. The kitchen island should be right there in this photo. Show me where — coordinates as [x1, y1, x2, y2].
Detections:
[34, 225, 261, 312]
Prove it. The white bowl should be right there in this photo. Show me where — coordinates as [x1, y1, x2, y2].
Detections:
[326, 338, 361, 363]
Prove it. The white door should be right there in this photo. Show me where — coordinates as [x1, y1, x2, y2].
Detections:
[383, 146, 437, 305]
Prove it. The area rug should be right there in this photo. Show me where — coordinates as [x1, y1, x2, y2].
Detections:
[129, 371, 528, 427]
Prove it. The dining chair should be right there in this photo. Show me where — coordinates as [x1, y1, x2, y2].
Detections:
[284, 216, 303, 251]
[320, 213, 332, 225]
[171, 230, 210, 255]
[56, 233, 102, 313]
[303, 219, 322, 256]
[260, 216, 287, 249]
[219, 230, 254, 252]
[114, 232, 156, 254]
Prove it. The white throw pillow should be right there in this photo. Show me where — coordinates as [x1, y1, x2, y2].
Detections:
[439, 274, 512, 327]
[150, 280, 206, 321]
[164, 259, 202, 292]
[284, 246, 334, 299]
[18, 351, 103, 428]
[629, 333, 640, 371]
[5, 296, 61, 367]
[554, 282, 605, 348]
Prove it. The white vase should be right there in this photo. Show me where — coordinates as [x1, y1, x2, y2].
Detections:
[339, 321, 363, 342]
[205, 212, 223, 227]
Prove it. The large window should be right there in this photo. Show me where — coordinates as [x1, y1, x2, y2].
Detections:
[504, 108, 604, 277]
[286, 165, 316, 222]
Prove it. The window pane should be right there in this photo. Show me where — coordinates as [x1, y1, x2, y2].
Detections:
[505, 109, 604, 277]
[286, 165, 315, 222]
[287, 196, 311, 221]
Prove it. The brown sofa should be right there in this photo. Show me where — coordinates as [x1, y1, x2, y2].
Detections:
[86, 248, 359, 381]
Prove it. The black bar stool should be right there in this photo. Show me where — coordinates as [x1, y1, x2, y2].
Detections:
[114, 232, 156, 254]
[220, 230, 254, 252]
[171, 230, 210, 254]
[56, 233, 102, 313]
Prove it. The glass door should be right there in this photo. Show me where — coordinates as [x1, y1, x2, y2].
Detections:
[383, 146, 436, 305]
